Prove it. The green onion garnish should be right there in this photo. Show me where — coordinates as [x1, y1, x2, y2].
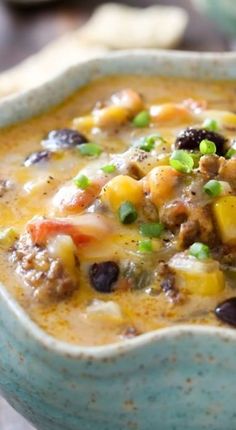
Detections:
[191, 152, 201, 168]
[189, 242, 210, 260]
[203, 179, 222, 197]
[118, 201, 138, 224]
[199, 139, 216, 155]
[78, 143, 102, 157]
[140, 222, 164, 238]
[202, 118, 219, 132]
[73, 174, 91, 190]
[138, 239, 153, 253]
[133, 110, 150, 128]
[225, 147, 236, 159]
[140, 137, 155, 152]
[101, 164, 116, 174]
[139, 134, 162, 152]
[170, 150, 194, 173]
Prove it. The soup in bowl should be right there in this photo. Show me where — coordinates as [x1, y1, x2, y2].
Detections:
[1, 51, 236, 430]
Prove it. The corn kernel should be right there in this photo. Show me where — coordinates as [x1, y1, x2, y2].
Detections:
[177, 270, 224, 296]
[73, 115, 94, 132]
[213, 196, 236, 244]
[223, 111, 236, 127]
[101, 175, 143, 211]
[93, 106, 129, 128]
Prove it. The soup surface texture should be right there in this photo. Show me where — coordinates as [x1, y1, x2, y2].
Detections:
[1, 75, 236, 346]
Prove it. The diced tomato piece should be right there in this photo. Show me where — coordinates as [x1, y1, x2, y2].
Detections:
[53, 177, 107, 215]
[27, 214, 112, 247]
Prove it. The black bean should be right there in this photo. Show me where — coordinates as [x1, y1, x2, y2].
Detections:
[175, 127, 227, 155]
[24, 150, 50, 167]
[42, 128, 88, 150]
[215, 297, 236, 326]
[89, 261, 120, 293]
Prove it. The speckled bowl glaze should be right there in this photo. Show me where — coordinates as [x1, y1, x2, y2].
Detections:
[1, 51, 236, 430]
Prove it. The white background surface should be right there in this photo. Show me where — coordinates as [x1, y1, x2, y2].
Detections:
[0, 397, 34, 430]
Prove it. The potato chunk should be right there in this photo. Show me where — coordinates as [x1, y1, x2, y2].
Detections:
[169, 253, 225, 296]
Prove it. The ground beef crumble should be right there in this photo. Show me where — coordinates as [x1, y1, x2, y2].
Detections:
[158, 262, 180, 302]
[10, 234, 79, 302]
[199, 155, 224, 178]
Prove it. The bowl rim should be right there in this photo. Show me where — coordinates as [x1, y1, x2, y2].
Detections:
[1, 49, 236, 127]
[1, 49, 236, 359]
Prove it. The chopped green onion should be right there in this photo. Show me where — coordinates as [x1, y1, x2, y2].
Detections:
[138, 239, 153, 253]
[203, 179, 222, 197]
[101, 164, 116, 174]
[225, 147, 236, 159]
[73, 174, 91, 189]
[140, 137, 155, 152]
[189, 242, 210, 260]
[140, 222, 164, 238]
[202, 118, 219, 132]
[170, 150, 194, 173]
[78, 143, 102, 157]
[199, 139, 216, 155]
[118, 201, 138, 224]
[139, 134, 162, 152]
[191, 152, 201, 168]
[133, 110, 150, 128]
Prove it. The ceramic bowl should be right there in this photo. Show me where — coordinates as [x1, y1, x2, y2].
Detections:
[1, 51, 236, 430]
[192, 0, 236, 36]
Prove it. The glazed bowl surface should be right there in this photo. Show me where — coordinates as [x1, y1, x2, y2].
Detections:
[192, 0, 236, 36]
[1, 50, 236, 430]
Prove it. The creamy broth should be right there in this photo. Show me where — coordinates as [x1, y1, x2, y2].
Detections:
[1, 75, 236, 345]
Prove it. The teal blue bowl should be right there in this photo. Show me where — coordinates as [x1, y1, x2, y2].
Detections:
[1, 51, 236, 430]
[192, 0, 236, 36]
